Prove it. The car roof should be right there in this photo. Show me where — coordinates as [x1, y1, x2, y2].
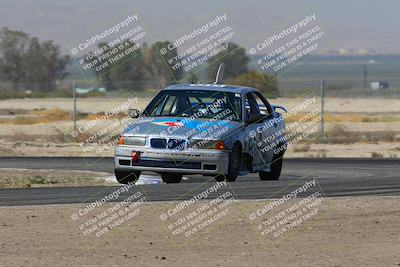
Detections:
[163, 83, 258, 94]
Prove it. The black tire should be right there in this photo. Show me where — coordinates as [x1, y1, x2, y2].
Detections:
[259, 155, 283, 181]
[115, 170, 141, 184]
[161, 173, 182, 183]
[214, 174, 226, 182]
[214, 143, 241, 182]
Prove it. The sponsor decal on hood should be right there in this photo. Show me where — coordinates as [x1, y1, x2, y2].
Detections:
[151, 121, 184, 127]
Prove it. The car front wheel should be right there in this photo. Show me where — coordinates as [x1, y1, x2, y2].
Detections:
[259, 155, 283, 181]
[215, 143, 241, 182]
[115, 170, 141, 184]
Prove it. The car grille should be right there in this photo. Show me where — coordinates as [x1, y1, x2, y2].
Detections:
[150, 138, 167, 148]
[150, 138, 186, 150]
[167, 139, 186, 150]
[132, 159, 201, 169]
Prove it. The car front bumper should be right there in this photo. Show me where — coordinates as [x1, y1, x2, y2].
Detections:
[114, 145, 229, 175]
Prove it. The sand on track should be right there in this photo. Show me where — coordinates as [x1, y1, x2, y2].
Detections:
[0, 196, 399, 267]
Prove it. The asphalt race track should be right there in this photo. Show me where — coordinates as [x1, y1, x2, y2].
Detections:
[0, 157, 399, 206]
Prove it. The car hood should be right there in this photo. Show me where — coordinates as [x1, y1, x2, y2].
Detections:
[123, 116, 242, 140]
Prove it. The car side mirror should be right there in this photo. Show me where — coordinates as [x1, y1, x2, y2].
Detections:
[128, 108, 141, 118]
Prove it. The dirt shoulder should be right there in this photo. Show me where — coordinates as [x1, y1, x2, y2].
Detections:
[0, 169, 111, 188]
[0, 197, 399, 267]
[1, 97, 400, 113]
[1, 140, 399, 158]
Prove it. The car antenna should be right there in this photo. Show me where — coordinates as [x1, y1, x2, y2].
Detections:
[213, 63, 225, 84]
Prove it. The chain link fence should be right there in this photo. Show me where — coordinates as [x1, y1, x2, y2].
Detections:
[1, 79, 399, 99]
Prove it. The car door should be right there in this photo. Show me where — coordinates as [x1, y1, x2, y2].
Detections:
[252, 91, 276, 168]
[243, 92, 265, 171]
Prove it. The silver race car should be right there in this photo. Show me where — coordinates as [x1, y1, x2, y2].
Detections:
[114, 83, 287, 184]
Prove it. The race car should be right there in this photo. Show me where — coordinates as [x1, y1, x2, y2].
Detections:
[114, 83, 287, 184]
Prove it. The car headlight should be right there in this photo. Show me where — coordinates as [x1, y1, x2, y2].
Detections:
[188, 139, 225, 150]
[118, 136, 146, 146]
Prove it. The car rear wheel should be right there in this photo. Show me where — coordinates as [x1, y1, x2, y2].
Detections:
[115, 170, 141, 184]
[214, 143, 241, 182]
[161, 173, 182, 183]
[259, 154, 283, 181]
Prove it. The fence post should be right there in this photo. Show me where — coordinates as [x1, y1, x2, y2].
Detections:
[320, 79, 325, 142]
[72, 80, 77, 132]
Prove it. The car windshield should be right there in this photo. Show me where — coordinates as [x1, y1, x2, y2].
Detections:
[143, 89, 242, 121]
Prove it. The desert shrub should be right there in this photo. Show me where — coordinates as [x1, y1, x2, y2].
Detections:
[326, 124, 358, 144]
[371, 152, 383, 158]
[293, 144, 311, 152]
[230, 71, 279, 98]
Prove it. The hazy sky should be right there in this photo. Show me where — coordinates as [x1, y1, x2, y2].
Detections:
[0, 0, 399, 54]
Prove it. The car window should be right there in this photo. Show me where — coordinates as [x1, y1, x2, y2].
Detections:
[147, 91, 167, 116]
[160, 95, 177, 116]
[252, 92, 273, 115]
[143, 90, 242, 121]
[245, 92, 260, 118]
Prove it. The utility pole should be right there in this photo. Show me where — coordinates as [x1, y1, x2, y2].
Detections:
[362, 64, 368, 89]
[72, 80, 77, 132]
[320, 79, 325, 142]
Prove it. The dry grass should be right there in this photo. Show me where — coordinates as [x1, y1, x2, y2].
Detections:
[0, 169, 110, 188]
[6, 126, 118, 144]
[5, 127, 77, 143]
[2, 106, 399, 125]
[286, 112, 400, 123]
[286, 124, 399, 144]
[0, 108, 126, 125]
[0, 176, 102, 188]
[325, 125, 399, 144]
[325, 124, 358, 144]
[292, 144, 311, 152]
[0, 108, 29, 115]
[371, 152, 384, 158]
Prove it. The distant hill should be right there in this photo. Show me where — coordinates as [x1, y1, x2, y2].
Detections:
[65, 54, 400, 90]
[251, 54, 400, 90]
